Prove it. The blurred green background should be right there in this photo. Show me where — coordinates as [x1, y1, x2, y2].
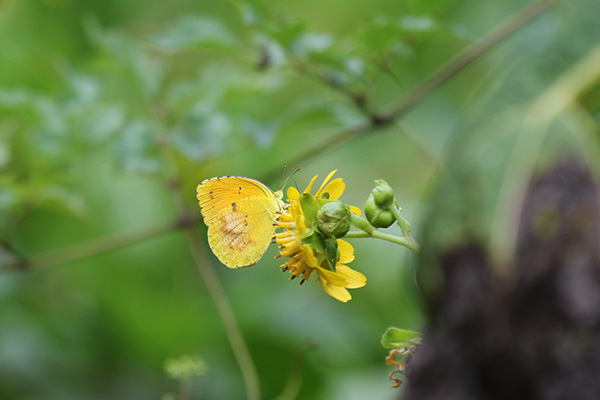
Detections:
[1, 0, 599, 399]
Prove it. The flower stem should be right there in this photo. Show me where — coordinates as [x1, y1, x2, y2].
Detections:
[348, 215, 420, 254]
[389, 206, 411, 237]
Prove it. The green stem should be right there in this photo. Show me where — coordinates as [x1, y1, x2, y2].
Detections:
[348, 215, 420, 254]
[345, 230, 420, 254]
[389, 206, 411, 237]
[156, 132, 261, 400]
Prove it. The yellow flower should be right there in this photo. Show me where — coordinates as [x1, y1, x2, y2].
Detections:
[275, 170, 366, 302]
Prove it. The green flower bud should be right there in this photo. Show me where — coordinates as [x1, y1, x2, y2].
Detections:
[365, 193, 395, 228]
[365, 180, 396, 228]
[317, 200, 351, 238]
[371, 179, 394, 206]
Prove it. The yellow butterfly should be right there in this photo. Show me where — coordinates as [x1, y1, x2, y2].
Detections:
[196, 176, 285, 268]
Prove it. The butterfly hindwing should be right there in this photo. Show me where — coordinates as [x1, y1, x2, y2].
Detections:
[208, 197, 278, 267]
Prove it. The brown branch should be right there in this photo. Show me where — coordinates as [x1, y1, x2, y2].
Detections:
[262, 0, 555, 183]
[24, 214, 199, 271]
[5, 0, 554, 273]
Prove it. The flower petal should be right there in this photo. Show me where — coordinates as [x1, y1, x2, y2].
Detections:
[318, 275, 352, 302]
[336, 239, 355, 263]
[287, 186, 300, 201]
[303, 175, 319, 194]
[315, 170, 337, 198]
[322, 178, 345, 200]
[348, 205, 362, 216]
[301, 245, 319, 267]
[316, 266, 349, 286]
[336, 264, 367, 289]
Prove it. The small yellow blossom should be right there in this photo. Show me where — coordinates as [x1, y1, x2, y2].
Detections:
[274, 170, 366, 302]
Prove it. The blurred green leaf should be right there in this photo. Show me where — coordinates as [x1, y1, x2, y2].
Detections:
[292, 32, 333, 56]
[171, 106, 229, 161]
[240, 118, 278, 148]
[381, 327, 422, 349]
[150, 15, 237, 51]
[85, 18, 165, 100]
[164, 354, 207, 380]
[114, 119, 162, 173]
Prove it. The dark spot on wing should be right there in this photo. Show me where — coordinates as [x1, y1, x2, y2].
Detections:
[232, 202, 237, 211]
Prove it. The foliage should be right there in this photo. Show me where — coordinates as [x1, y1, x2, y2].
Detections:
[1, 0, 600, 399]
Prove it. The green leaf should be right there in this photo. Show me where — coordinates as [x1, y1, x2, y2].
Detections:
[85, 18, 165, 100]
[299, 193, 319, 227]
[114, 119, 161, 173]
[150, 16, 237, 51]
[164, 354, 207, 380]
[380, 327, 422, 349]
[324, 237, 339, 271]
[171, 107, 230, 161]
[265, 19, 306, 49]
[240, 118, 278, 148]
[302, 231, 326, 254]
[292, 32, 333, 56]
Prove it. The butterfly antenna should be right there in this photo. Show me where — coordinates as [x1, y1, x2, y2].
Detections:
[280, 168, 301, 191]
[275, 166, 287, 191]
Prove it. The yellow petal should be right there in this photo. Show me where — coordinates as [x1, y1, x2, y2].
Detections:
[336, 264, 367, 289]
[295, 214, 307, 237]
[316, 266, 348, 286]
[348, 205, 362, 216]
[321, 178, 345, 200]
[304, 175, 319, 194]
[287, 186, 300, 201]
[301, 245, 319, 267]
[318, 276, 352, 302]
[315, 170, 337, 198]
[336, 239, 355, 263]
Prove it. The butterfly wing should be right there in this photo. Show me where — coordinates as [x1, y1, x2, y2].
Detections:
[196, 177, 281, 268]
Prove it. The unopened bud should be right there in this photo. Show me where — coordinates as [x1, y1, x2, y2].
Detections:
[317, 201, 351, 238]
[365, 180, 396, 228]
[371, 179, 394, 206]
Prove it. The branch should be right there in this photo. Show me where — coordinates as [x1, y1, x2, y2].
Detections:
[6, 1, 554, 274]
[156, 140, 262, 400]
[262, 0, 555, 182]
[24, 215, 198, 271]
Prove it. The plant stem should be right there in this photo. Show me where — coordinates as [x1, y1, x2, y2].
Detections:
[344, 230, 420, 254]
[389, 206, 411, 237]
[348, 214, 420, 254]
[156, 131, 261, 400]
[183, 227, 261, 400]
[27, 217, 192, 270]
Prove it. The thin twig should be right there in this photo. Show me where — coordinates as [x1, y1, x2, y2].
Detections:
[26, 216, 197, 270]
[156, 138, 262, 400]
[8, 1, 553, 274]
[379, 0, 556, 122]
[262, 0, 555, 183]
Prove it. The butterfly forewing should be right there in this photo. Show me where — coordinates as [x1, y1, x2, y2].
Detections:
[196, 176, 282, 268]
[198, 177, 272, 219]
